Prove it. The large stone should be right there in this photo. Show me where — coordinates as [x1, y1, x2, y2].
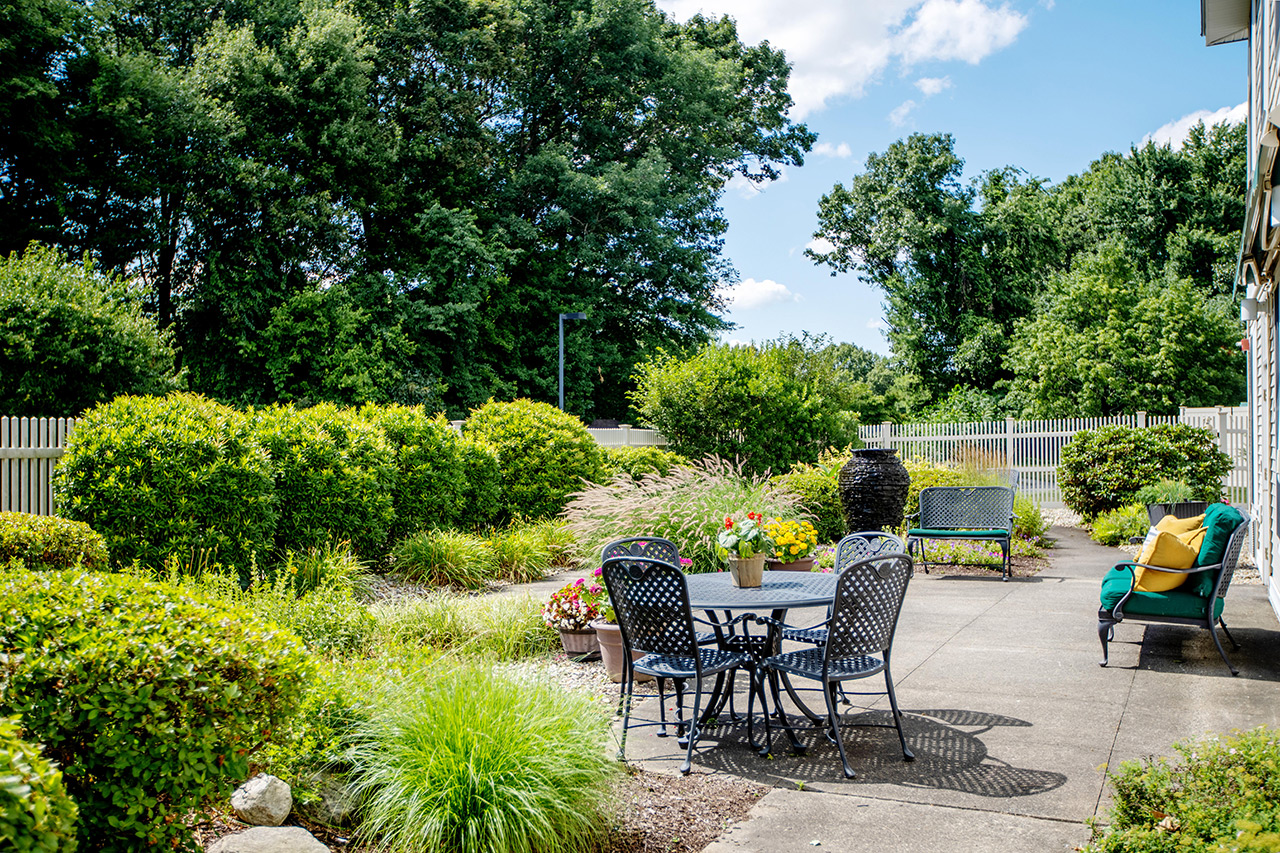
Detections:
[231, 774, 293, 827]
[206, 826, 329, 853]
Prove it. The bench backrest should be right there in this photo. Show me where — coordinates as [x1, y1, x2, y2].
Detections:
[1211, 518, 1251, 601]
[917, 486, 1015, 531]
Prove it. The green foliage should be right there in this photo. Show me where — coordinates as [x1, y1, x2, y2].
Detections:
[1089, 504, 1149, 547]
[372, 594, 556, 660]
[1059, 424, 1231, 518]
[53, 393, 276, 579]
[1085, 727, 1280, 853]
[1013, 495, 1049, 542]
[902, 458, 966, 520]
[1003, 250, 1245, 417]
[392, 530, 496, 590]
[0, 717, 78, 853]
[0, 568, 312, 851]
[346, 662, 618, 853]
[252, 403, 396, 561]
[488, 526, 552, 584]
[774, 466, 843, 543]
[0, 513, 107, 572]
[455, 437, 504, 529]
[275, 540, 374, 600]
[631, 335, 862, 476]
[1134, 479, 1197, 506]
[562, 457, 806, 573]
[527, 520, 581, 569]
[359, 405, 468, 537]
[462, 400, 605, 520]
[601, 445, 689, 481]
[0, 244, 182, 417]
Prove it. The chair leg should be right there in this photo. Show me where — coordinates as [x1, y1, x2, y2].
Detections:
[1208, 622, 1239, 676]
[680, 677, 704, 775]
[1219, 617, 1240, 650]
[617, 674, 634, 762]
[883, 664, 914, 762]
[1000, 539, 1010, 581]
[655, 677, 669, 737]
[1098, 616, 1116, 667]
[822, 682, 855, 779]
[674, 679, 690, 744]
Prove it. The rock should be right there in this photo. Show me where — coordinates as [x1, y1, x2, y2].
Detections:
[206, 826, 329, 853]
[297, 771, 357, 827]
[231, 774, 293, 827]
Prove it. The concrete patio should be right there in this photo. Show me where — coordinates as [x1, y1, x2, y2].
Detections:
[614, 527, 1280, 852]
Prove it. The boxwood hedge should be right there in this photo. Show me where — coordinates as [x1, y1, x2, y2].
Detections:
[0, 512, 107, 572]
[0, 568, 312, 851]
[0, 717, 78, 852]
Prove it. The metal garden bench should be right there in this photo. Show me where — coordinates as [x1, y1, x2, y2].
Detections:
[906, 486, 1016, 581]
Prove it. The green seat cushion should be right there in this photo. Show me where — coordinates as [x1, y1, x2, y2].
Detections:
[1100, 568, 1222, 620]
[908, 528, 1009, 538]
[1189, 503, 1245, 597]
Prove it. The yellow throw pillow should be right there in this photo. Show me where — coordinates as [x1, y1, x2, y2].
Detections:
[1155, 513, 1206, 536]
[1134, 529, 1199, 592]
[1176, 525, 1207, 552]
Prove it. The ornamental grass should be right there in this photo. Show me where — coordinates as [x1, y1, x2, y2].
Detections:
[346, 662, 618, 853]
[561, 456, 807, 573]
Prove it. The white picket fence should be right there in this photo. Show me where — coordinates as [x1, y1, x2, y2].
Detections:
[0, 417, 76, 515]
[858, 407, 1250, 509]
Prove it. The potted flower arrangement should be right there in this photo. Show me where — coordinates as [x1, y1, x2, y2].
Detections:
[763, 518, 820, 572]
[716, 512, 772, 588]
[542, 577, 601, 659]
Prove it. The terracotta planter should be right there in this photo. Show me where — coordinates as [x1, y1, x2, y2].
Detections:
[557, 627, 600, 661]
[728, 553, 766, 588]
[591, 619, 653, 684]
[766, 556, 816, 572]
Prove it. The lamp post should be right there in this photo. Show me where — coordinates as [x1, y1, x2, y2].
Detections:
[558, 312, 587, 410]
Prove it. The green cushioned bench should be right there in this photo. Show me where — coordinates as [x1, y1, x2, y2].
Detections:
[906, 486, 1016, 581]
[1097, 502, 1249, 675]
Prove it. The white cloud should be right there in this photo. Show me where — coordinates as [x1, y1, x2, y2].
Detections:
[725, 165, 789, 198]
[915, 75, 953, 96]
[806, 237, 837, 255]
[812, 141, 853, 158]
[1144, 102, 1247, 150]
[655, 0, 1029, 118]
[719, 278, 801, 309]
[889, 100, 918, 126]
[867, 319, 890, 331]
[895, 0, 1027, 66]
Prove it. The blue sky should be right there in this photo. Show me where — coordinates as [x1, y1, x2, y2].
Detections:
[654, 0, 1248, 355]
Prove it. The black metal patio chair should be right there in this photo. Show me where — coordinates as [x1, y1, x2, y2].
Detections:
[601, 555, 754, 774]
[781, 531, 905, 647]
[758, 552, 915, 779]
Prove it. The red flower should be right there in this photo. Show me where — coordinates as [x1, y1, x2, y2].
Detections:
[747, 511, 758, 521]
[724, 516, 734, 529]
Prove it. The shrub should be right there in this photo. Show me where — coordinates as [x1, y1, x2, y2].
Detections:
[373, 593, 555, 660]
[253, 403, 397, 562]
[1059, 424, 1231, 518]
[1090, 504, 1149, 547]
[0, 243, 181, 417]
[392, 529, 496, 589]
[600, 445, 689, 481]
[630, 336, 862, 476]
[489, 525, 552, 583]
[0, 568, 312, 851]
[462, 399, 605, 520]
[358, 405, 468, 537]
[1085, 727, 1280, 852]
[902, 458, 965, 520]
[1014, 495, 1049, 542]
[772, 446, 855, 542]
[456, 436, 504, 529]
[53, 393, 276, 579]
[527, 519, 581, 569]
[0, 512, 107, 571]
[0, 717, 78, 852]
[561, 456, 807, 573]
[346, 662, 618, 853]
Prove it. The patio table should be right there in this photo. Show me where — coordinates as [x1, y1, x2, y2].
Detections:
[685, 570, 837, 751]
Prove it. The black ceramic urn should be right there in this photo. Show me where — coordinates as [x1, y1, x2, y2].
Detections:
[837, 448, 910, 533]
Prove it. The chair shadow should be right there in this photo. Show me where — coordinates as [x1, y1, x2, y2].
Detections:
[1130, 625, 1280, 681]
[695, 707, 1066, 798]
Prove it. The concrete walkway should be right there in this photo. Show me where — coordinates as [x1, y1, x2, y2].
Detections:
[613, 527, 1280, 853]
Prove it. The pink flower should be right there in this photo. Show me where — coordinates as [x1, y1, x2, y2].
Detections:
[680, 558, 692, 567]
